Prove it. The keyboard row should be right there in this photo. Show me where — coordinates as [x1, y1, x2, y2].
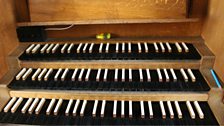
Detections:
[0, 97, 218, 125]
[19, 42, 201, 60]
[8, 68, 210, 91]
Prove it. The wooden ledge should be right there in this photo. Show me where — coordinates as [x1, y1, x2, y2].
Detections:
[10, 90, 208, 101]
[17, 18, 200, 27]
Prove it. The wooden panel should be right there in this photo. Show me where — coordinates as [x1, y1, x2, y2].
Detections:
[29, 0, 187, 22]
[202, 0, 224, 82]
[10, 90, 208, 101]
[0, 0, 19, 79]
[208, 88, 224, 125]
[47, 22, 202, 38]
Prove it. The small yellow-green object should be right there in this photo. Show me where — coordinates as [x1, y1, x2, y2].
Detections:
[96, 33, 111, 40]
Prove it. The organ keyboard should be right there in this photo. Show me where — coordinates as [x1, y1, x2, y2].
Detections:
[9, 68, 210, 91]
[0, 97, 218, 125]
[19, 42, 201, 61]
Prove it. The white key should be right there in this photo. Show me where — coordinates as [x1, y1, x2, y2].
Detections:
[92, 100, 98, 117]
[22, 68, 32, 80]
[67, 43, 74, 53]
[103, 69, 108, 82]
[80, 100, 87, 116]
[71, 68, 78, 81]
[61, 43, 68, 53]
[180, 68, 188, 82]
[4, 97, 17, 112]
[89, 43, 94, 53]
[99, 43, 103, 53]
[146, 69, 151, 82]
[170, 68, 177, 82]
[73, 99, 80, 116]
[129, 101, 133, 118]
[28, 98, 39, 114]
[148, 101, 153, 118]
[128, 42, 131, 53]
[21, 98, 33, 114]
[140, 101, 145, 118]
[31, 44, 41, 54]
[139, 69, 143, 82]
[16, 68, 27, 80]
[121, 100, 125, 118]
[159, 42, 165, 53]
[35, 98, 46, 114]
[186, 101, 195, 119]
[113, 100, 117, 118]
[46, 44, 54, 53]
[46, 99, 56, 115]
[157, 68, 162, 82]
[154, 42, 159, 52]
[65, 99, 73, 116]
[61, 68, 69, 81]
[26, 44, 35, 54]
[144, 42, 148, 53]
[105, 43, 110, 53]
[138, 42, 142, 53]
[44, 68, 53, 81]
[167, 101, 174, 119]
[163, 69, 169, 82]
[122, 43, 125, 53]
[54, 68, 62, 81]
[52, 43, 59, 53]
[174, 101, 182, 119]
[175, 42, 182, 53]
[165, 42, 172, 52]
[116, 43, 119, 53]
[83, 43, 88, 53]
[129, 69, 132, 82]
[122, 69, 125, 82]
[40, 44, 49, 53]
[194, 101, 204, 119]
[32, 68, 41, 81]
[160, 101, 166, 119]
[114, 69, 118, 82]
[38, 68, 47, 81]
[96, 69, 101, 82]
[101, 100, 106, 117]
[187, 69, 196, 82]
[182, 42, 189, 52]
[77, 43, 83, 53]
[11, 97, 23, 113]
[85, 69, 91, 81]
[54, 99, 63, 115]
[78, 69, 85, 81]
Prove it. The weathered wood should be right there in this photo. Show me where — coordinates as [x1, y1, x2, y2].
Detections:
[29, 0, 188, 22]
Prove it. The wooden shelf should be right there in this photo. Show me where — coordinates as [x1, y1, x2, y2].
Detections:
[17, 18, 200, 27]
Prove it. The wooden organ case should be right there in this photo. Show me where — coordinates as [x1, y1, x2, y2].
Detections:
[0, 0, 224, 125]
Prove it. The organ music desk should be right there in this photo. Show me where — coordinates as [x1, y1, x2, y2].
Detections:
[0, 0, 224, 125]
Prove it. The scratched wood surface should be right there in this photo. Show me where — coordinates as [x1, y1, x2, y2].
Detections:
[29, 0, 187, 22]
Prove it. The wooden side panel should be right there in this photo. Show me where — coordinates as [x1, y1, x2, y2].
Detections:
[0, 0, 19, 79]
[29, 0, 187, 22]
[202, 0, 224, 82]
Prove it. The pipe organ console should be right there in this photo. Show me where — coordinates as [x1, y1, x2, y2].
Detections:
[0, 0, 224, 125]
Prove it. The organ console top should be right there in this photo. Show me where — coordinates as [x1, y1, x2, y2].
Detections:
[0, 0, 224, 125]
